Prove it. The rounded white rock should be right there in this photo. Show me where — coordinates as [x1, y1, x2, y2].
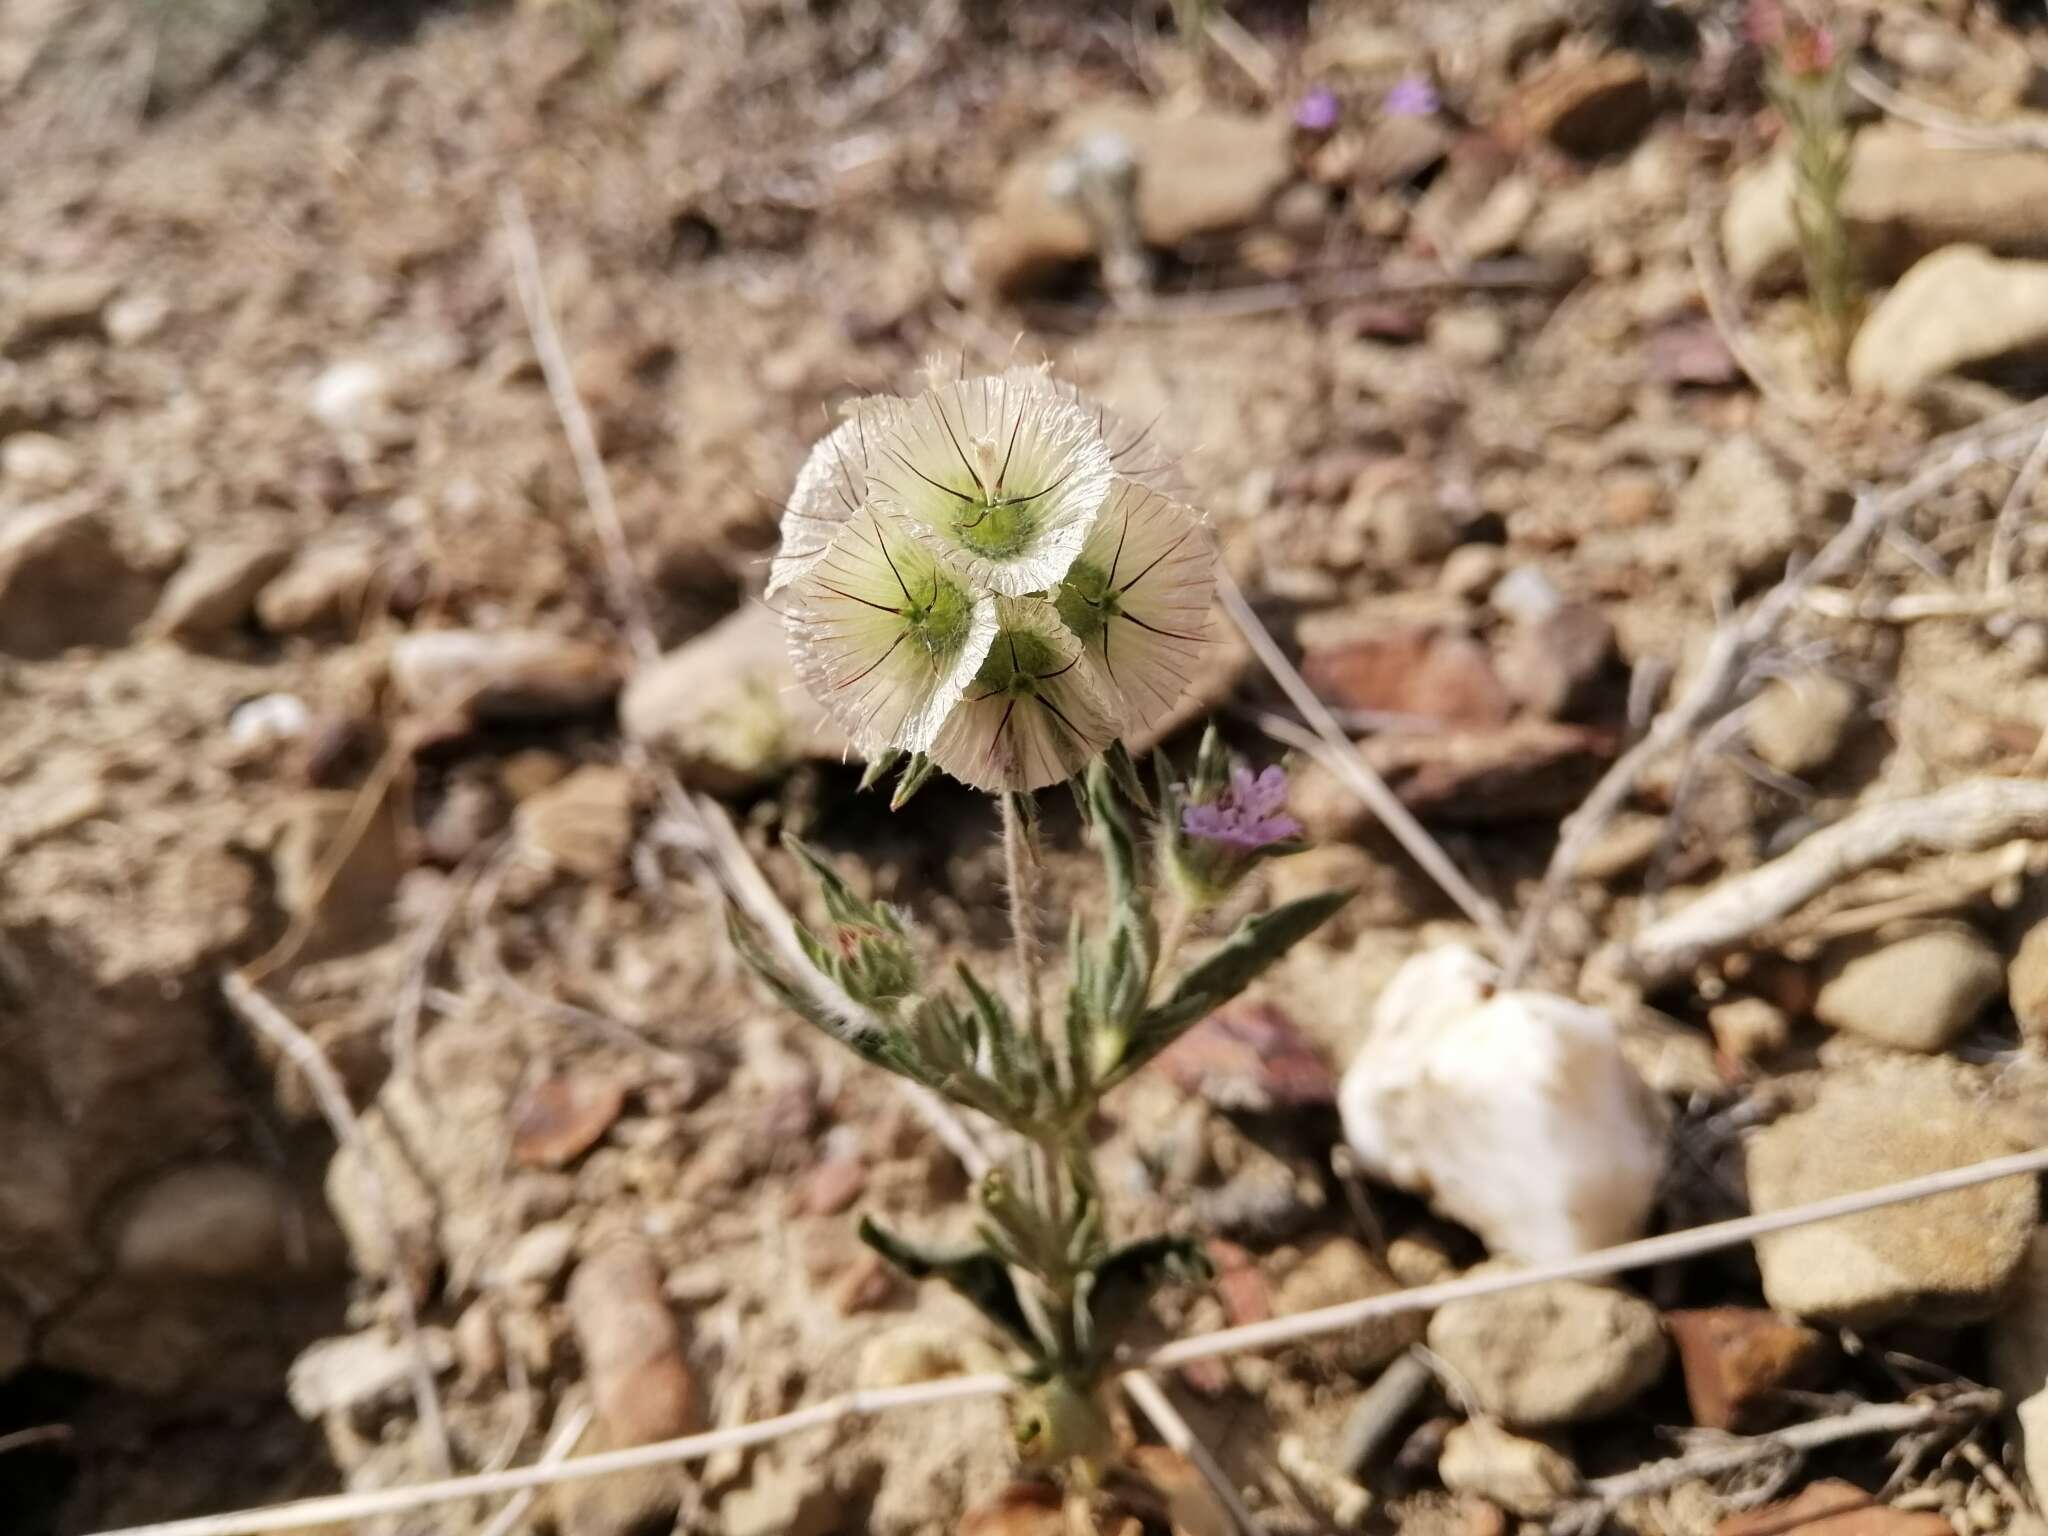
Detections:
[1338, 945, 1666, 1264]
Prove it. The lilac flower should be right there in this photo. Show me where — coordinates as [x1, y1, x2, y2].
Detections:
[1382, 74, 1440, 118]
[1182, 765, 1302, 851]
[1294, 87, 1340, 134]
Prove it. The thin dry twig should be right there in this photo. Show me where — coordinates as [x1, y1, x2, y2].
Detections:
[475, 1402, 593, 1536]
[1804, 588, 2048, 623]
[0, 1424, 71, 1456]
[219, 972, 453, 1478]
[1505, 401, 2048, 986]
[1044, 259, 1566, 326]
[500, 186, 659, 667]
[91, 1373, 1015, 1536]
[1848, 66, 2048, 151]
[1121, 1370, 1264, 1536]
[1608, 777, 2048, 989]
[1990, 422, 2048, 594]
[1220, 572, 1510, 949]
[1560, 1389, 2002, 1529]
[84, 1145, 2048, 1536]
[1137, 1145, 2048, 1369]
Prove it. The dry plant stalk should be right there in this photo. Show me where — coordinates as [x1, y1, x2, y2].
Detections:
[1605, 778, 2048, 989]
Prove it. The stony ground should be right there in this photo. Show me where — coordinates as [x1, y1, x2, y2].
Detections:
[6, 1, 2048, 1534]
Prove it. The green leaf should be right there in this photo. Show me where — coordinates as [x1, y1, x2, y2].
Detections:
[858, 1216, 1046, 1359]
[1103, 740, 1152, 814]
[1073, 1234, 1209, 1365]
[725, 904, 903, 1073]
[859, 748, 905, 793]
[1101, 888, 1353, 1086]
[891, 752, 938, 810]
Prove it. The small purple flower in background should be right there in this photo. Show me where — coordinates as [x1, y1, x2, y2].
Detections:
[1382, 73, 1440, 118]
[1294, 86, 1340, 134]
[1182, 764, 1303, 851]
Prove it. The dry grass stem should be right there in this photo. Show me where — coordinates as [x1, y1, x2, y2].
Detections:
[219, 972, 454, 1478]
[1120, 1369, 1265, 1536]
[1224, 579, 1510, 948]
[475, 1402, 593, 1536]
[1560, 1389, 2003, 1531]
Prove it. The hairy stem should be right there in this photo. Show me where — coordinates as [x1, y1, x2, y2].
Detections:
[1150, 893, 1192, 1003]
[1000, 792, 1044, 1048]
[1000, 792, 1067, 1238]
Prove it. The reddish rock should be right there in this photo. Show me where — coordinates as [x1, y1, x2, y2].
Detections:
[1647, 319, 1741, 386]
[833, 1250, 898, 1315]
[1717, 1481, 1953, 1536]
[958, 1482, 1066, 1536]
[1302, 627, 1512, 728]
[1498, 49, 1655, 159]
[1360, 719, 1618, 823]
[803, 1157, 868, 1217]
[1151, 1003, 1337, 1113]
[566, 1238, 698, 1445]
[511, 1074, 625, 1169]
[1667, 1307, 1825, 1430]
[1207, 1239, 1272, 1327]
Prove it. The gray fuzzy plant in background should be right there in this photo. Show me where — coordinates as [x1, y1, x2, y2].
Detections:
[730, 362, 1349, 1487]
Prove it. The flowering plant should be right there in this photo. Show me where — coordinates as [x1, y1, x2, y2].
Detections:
[733, 365, 1349, 1497]
[1752, 0, 1859, 372]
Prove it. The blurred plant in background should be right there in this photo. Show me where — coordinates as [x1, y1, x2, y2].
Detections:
[1753, 0, 1859, 374]
[734, 367, 1349, 1498]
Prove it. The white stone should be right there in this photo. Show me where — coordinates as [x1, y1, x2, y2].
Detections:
[1338, 946, 1665, 1264]
[2, 431, 82, 493]
[308, 359, 394, 434]
[287, 1328, 453, 1420]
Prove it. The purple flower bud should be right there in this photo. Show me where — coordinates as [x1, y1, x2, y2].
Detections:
[1181, 764, 1303, 851]
[1382, 74, 1440, 118]
[1294, 87, 1340, 134]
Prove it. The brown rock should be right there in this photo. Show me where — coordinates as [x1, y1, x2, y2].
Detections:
[833, 1250, 898, 1314]
[1812, 924, 2004, 1054]
[1495, 603, 1615, 721]
[959, 1483, 1066, 1536]
[567, 1238, 698, 1445]
[1746, 1057, 2036, 1326]
[1207, 1238, 1273, 1327]
[2008, 913, 2048, 1050]
[1151, 1002, 1337, 1113]
[1718, 1481, 1953, 1536]
[968, 104, 1293, 294]
[1439, 1419, 1579, 1517]
[150, 538, 292, 641]
[1747, 675, 1859, 779]
[1275, 1237, 1424, 1377]
[389, 629, 621, 724]
[1126, 1446, 1234, 1536]
[1302, 627, 1512, 728]
[621, 603, 851, 793]
[511, 1074, 625, 1169]
[255, 540, 379, 634]
[1499, 49, 1655, 159]
[114, 1162, 296, 1281]
[1667, 1308, 1825, 1431]
[267, 790, 403, 957]
[1427, 1277, 1668, 1427]
[1323, 718, 1617, 827]
[514, 765, 637, 879]
[1724, 124, 2048, 290]
[0, 506, 158, 657]
[2, 272, 119, 353]
[802, 1157, 867, 1216]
